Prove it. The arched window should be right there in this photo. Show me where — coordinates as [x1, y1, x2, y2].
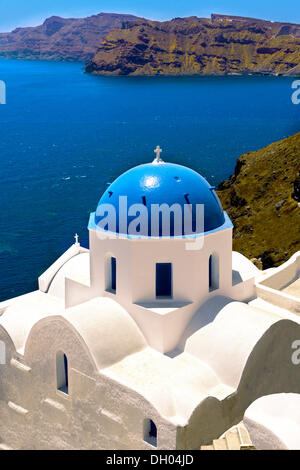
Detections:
[156, 263, 172, 298]
[143, 419, 157, 447]
[105, 255, 117, 293]
[209, 254, 219, 291]
[56, 352, 68, 394]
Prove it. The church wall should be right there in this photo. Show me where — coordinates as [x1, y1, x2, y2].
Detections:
[89, 225, 233, 306]
[0, 317, 177, 449]
[225, 319, 300, 421]
[87, 226, 234, 353]
[130, 228, 233, 306]
[65, 277, 96, 309]
[129, 228, 233, 352]
[131, 237, 198, 304]
[176, 319, 300, 449]
[89, 229, 134, 303]
[0, 327, 30, 449]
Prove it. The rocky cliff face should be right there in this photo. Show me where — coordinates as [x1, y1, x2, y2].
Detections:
[86, 14, 300, 76]
[0, 13, 138, 62]
[217, 132, 300, 269]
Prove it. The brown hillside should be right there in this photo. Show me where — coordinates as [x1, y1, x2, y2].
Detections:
[86, 14, 300, 76]
[217, 132, 300, 269]
[0, 13, 139, 62]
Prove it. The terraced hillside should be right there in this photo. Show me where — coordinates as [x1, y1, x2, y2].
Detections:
[86, 14, 300, 76]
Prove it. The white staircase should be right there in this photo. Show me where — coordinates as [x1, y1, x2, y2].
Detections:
[201, 423, 255, 450]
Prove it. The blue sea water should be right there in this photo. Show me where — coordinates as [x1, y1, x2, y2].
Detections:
[0, 58, 299, 301]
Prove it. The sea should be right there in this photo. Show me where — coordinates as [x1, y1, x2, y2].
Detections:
[0, 58, 299, 301]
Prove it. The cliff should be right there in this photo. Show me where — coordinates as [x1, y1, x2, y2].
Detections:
[0, 13, 138, 62]
[217, 132, 300, 269]
[86, 14, 300, 76]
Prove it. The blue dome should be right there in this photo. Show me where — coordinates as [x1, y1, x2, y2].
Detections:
[95, 162, 225, 236]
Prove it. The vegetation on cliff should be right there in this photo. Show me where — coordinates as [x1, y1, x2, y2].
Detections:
[86, 14, 300, 76]
[217, 132, 300, 269]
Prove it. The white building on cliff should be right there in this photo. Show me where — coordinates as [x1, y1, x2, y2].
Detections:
[0, 150, 300, 450]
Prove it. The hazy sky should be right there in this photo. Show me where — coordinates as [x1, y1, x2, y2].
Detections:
[0, 0, 299, 32]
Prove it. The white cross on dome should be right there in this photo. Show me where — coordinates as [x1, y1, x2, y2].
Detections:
[153, 145, 164, 164]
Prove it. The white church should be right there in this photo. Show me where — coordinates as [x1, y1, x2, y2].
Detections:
[1, 147, 300, 450]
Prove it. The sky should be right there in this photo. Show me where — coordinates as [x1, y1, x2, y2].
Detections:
[0, 0, 299, 32]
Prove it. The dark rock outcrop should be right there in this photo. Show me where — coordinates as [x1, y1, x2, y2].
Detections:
[292, 172, 300, 202]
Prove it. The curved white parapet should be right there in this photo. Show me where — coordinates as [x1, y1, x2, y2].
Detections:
[232, 251, 259, 283]
[244, 393, 300, 450]
[62, 297, 147, 370]
[256, 251, 300, 315]
[179, 297, 279, 389]
[49, 252, 90, 300]
[38, 244, 89, 293]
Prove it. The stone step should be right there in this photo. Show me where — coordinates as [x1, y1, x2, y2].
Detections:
[225, 428, 242, 450]
[200, 423, 255, 450]
[238, 424, 255, 449]
[213, 438, 228, 450]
